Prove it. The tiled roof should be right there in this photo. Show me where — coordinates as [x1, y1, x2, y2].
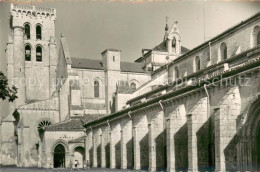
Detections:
[153, 41, 190, 54]
[45, 114, 106, 131]
[45, 118, 85, 131]
[71, 58, 103, 70]
[71, 58, 146, 73]
[80, 114, 106, 123]
[120, 62, 145, 73]
[68, 136, 85, 143]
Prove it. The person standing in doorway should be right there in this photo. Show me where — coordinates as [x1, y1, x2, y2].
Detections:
[86, 160, 90, 169]
[69, 161, 73, 170]
[74, 160, 79, 171]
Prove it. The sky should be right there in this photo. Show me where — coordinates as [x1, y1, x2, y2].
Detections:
[0, 0, 260, 116]
[1, 0, 260, 70]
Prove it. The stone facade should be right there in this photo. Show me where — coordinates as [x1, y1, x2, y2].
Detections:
[1, 3, 260, 172]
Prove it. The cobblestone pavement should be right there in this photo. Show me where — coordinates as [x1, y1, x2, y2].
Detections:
[0, 167, 139, 172]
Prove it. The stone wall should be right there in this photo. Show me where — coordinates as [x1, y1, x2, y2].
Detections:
[84, 62, 260, 171]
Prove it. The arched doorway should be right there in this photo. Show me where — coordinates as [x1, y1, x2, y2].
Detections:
[54, 144, 66, 168]
[74, 146, 85, 168]
[256, 123, 260, 170]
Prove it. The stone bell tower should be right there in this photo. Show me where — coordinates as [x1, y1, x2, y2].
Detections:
[0, 4, 57, 166]
[7, 3, 57, 106]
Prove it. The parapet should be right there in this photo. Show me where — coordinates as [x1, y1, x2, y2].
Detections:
[101, 48, 121, 55]
[10, 3, 56, 19]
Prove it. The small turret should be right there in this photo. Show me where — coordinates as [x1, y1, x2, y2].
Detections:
[166, 21, 181, 55]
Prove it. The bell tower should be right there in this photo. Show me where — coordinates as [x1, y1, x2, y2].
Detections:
[166, 21, 181, 56]
[8, 4, 57, 105]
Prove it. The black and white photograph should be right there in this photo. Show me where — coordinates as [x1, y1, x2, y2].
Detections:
[0, 0, 260, 171]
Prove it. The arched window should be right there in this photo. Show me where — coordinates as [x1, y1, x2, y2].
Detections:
[25, 44, 31, 61]
[24, 23, 30, 39]
[36, 24, 42, 40]
[172, 37, 176, 48]
[220, 42, 227, 60]
[257, 31, 260, 46]
[195, 56, 200, 71]
[37, 119, 52, 138]
[36, 46, 42, 62]
[94, 81, 99, 98]
[37, 120, 52, 131]
[130, 82, 137, 92]
[174, 66, 179, 79]
[252, 26, 260, 47]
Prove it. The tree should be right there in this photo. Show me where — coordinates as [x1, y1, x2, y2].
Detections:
[0, 71, 17, 102]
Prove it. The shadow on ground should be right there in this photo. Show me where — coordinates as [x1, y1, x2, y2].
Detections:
[0, 167, 145, 172]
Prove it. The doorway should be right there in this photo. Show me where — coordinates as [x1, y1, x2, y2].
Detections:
[74, 146, 85, 168]
[54, 144, 66, 168]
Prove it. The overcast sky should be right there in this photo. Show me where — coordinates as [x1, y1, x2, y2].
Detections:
[1, 0, 260, 70]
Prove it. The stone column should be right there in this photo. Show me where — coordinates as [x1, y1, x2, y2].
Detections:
[215, 87, 241, 171]
[101, 134, 106, 168]
[110, 123, 121, 169]
[121, 118, 133, 169]
[92, 134, 97, 167]
[109, 130, 115, 169]
[187, 97, 208, 172]
[149, 122, 156, 172]
[187, 113, 198, 172]
[214, 107, 224, 171]
[133, 114, 149, 170]
[85, 130, 92, 166]
[166, 117, 175, 172]
[121, 129, 126, 169]
[13, 26, 25, 106]
[133, 126, 140, 170]
[166, 104, 187, 172]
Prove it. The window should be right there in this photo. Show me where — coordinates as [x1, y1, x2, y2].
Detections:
[130, 82, 137, 92]
[24, 23, 30, 39]
[257, 31, 260, 46]
[25, 44, 31, 61]
[36, 46, 42, 62]
[113, 56, 115, 62]
[195, 56, 200, 71]
[36, 24, 42, 40]
[94, 81, 99, 98]
[172, 37, 176, 48]
[220, 42, 227, 60]
[174, 66, 179, 79]
[252, 26, 260, 47]
[37, 120, 52, 131]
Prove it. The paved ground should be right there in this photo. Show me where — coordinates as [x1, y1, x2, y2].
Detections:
[0, 167, 139, 172]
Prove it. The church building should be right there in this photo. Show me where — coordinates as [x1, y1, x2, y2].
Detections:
[1, 3, 260, 172]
